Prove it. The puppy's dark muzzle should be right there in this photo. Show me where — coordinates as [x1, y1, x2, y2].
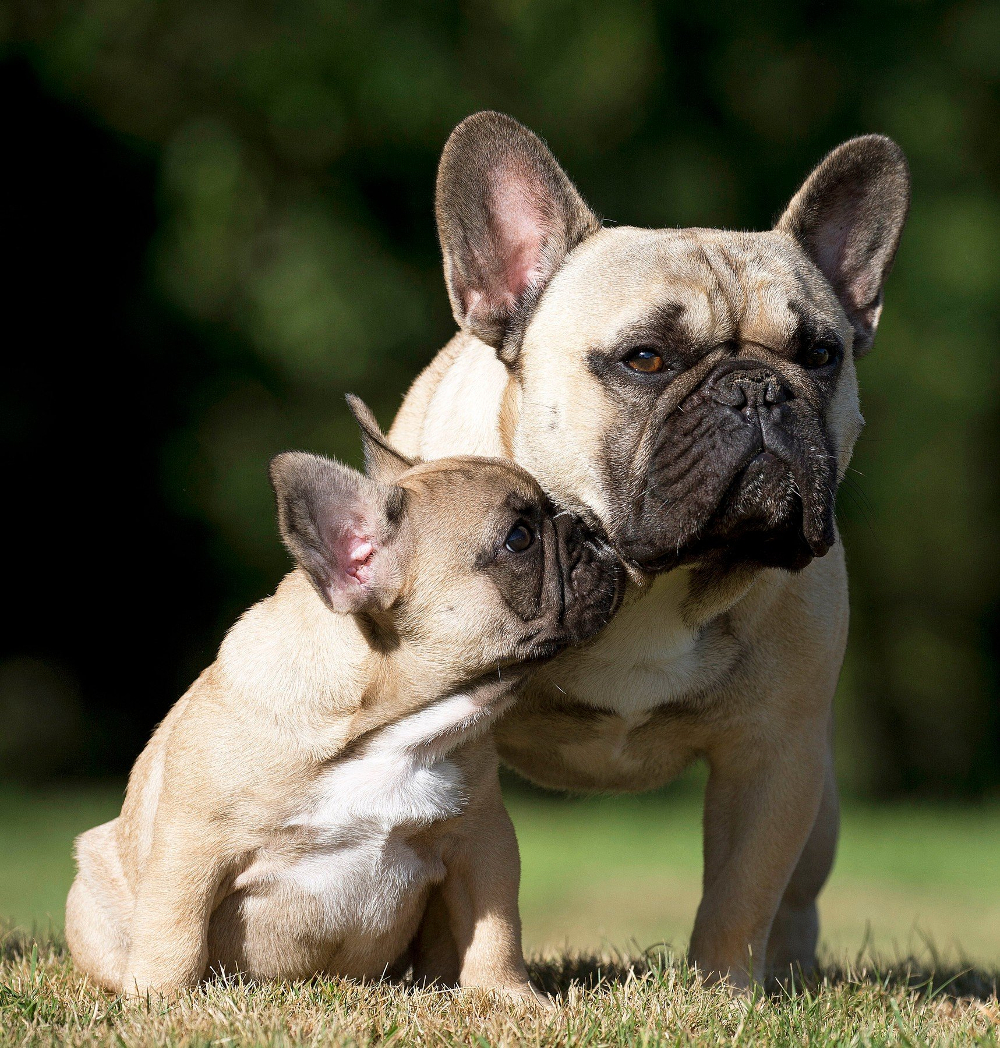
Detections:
[554, 513, 626, 643]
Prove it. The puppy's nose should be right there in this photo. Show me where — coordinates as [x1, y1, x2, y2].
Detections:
[711, 369, 790, 409]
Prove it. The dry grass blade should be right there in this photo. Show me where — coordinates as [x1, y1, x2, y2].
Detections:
[1, 929, 998, 1048]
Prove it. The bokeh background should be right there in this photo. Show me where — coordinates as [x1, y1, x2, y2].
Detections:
[2, 0, 998, 961]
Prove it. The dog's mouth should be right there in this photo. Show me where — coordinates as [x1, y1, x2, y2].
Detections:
[510, 517, 626, 661]
[707, 449, 830, 565]
[611, 369, 836, 574]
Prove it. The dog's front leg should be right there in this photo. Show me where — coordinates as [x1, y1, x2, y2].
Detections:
[688, 714, 828, 989]
[437, 782, 544, 1007]
[766, 729, 839, 976]
[122, 815, 230, 998]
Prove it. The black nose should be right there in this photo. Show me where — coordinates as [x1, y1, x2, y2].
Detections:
[711, 368, 790, 409]
[555, 509, 610, 554]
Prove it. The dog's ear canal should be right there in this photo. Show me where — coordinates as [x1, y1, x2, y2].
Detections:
[269, 452, 408, 616]
[777, 135, 910, 357]
[345, 393, 416, 483]
[436, 110, 601, 364]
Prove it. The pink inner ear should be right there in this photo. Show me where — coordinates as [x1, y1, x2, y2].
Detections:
[488, 168, 549, 306]
[336, 527, 376, 588]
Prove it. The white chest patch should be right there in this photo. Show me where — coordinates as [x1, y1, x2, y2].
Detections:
[294, 692, 491, 839]
[233, 693, 504, 956]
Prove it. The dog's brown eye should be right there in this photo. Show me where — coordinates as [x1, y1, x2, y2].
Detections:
[624, 348, 664, 373]
[504, 523, 534, 553]
[804, 340, 839, 369]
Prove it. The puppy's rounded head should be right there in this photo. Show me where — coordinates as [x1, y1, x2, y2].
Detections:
[392, 456, 625, 669]
[270, 401, 625, 678]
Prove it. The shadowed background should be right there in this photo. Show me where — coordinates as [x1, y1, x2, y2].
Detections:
[1, 0, 998, 960]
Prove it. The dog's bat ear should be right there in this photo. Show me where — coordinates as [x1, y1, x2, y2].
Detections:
[436, 111, 601, 365]
[345, 394, 416, 483]
[777, 135, 910, 357]
[269, 452, 408, 616]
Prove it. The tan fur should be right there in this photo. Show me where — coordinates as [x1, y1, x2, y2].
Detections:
[389, 115, 910, 987]
[66, 450, 620, 1003]
[391, 297, 847, 989]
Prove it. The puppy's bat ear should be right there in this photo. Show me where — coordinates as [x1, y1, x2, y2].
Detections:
[269, 452, 408, 615]
[345, 394, 416, 483]
[777, 135, 910, 357]
[436, 111, 601, 364]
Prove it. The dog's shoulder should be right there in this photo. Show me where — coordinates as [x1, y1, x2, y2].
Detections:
[389, 331, 468, 454]
[390, 332, 511, 460]
[216, 570, 369, 718]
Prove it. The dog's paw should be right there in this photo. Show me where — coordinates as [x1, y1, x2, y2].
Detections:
[504, 982, 556, 1012]
[459, 982, 556, 1013]
[120, 971, 185, 1002]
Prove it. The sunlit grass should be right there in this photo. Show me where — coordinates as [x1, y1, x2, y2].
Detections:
[1, 931, 997, 1047]
[1, 783, 998, 1045]
[2, 783, 999, 968]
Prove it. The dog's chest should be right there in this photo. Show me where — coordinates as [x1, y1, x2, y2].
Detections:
[235, 695, 486, 948]
[497, 569, 742, 791]
[538, 568, 736, 714]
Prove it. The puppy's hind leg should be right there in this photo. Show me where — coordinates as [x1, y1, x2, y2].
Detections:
[409, 885, 461, 987]
[439, 766, 549, 1009]
[65, 820, 133, 991]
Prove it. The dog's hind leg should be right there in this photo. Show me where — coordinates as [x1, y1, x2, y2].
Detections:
[409, 885, 461, 986]
[65, 819, 132, 991]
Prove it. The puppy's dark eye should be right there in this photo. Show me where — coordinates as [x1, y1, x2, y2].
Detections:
[803, 339, 841, 369]
[504, 522, 534, 553]
[623, 347, 664, 373]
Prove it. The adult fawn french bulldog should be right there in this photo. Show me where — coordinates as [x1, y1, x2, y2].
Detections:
[389, 112, 910, 985]
[66, 397, 623, 1000]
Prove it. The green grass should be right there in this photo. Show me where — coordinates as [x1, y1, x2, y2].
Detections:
[1, 784, 998, 1045]
[4, 783, 997, 966]
[1, 933, 998, 1046]
[512, 792, 1000, 967]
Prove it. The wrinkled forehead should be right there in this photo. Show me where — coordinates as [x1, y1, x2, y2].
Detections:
[526, 226, 848, 354]
[402, 458, 542, 512]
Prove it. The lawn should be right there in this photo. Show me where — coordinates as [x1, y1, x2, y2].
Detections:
[1, 783, 998, 1046]
[3, 782, 998, 965]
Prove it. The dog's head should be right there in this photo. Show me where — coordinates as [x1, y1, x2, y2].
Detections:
[436, 112, 909, 574]
[269, 397, 624, 680]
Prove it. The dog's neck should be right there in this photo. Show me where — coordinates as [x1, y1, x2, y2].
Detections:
[216, 568, 523, 751]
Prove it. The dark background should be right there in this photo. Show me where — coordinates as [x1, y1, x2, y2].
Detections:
[2, 0, 997, 797]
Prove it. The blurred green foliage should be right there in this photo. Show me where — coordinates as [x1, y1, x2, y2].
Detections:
[1, 0, 997, 795]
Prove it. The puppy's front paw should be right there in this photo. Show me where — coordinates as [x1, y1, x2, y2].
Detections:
[505, 981, 556, 1012]
[121, 969, 186, 1001]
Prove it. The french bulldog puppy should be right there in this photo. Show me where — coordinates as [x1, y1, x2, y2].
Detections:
[65, 396, 623, 1000]
[389, 113, 910, 985]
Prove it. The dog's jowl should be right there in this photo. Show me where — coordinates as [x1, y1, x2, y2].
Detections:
[66, 397, 623, 1000]
[390, 112, 910, 985]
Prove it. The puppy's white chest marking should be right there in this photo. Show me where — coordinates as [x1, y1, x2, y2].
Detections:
[233, 693, 497, 948]
[299, 696, 482, 840]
